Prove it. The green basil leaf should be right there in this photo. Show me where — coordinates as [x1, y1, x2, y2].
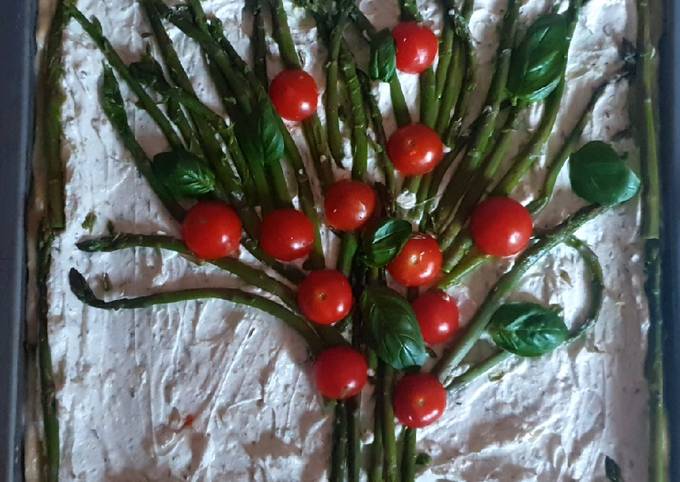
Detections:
[369, 29, 397, 82]
[153, 150, 216, 197]
[569, 141, 641, 205]
[605, 456, 623, 482]
[361, 286, 427, 370]
[236, 100, 285, 166]
[507, 14, 570, 104]
[359, 218, 412, 268]
[488, 302, 569, 357]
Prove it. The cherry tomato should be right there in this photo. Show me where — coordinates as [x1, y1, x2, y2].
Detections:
[298, 270, 354, 325]
[387, 234, 443, 287]
[392, 22, 439, 74]
[182, 201, 242, 260]
[314, 346, 368, 400]
[269, 69, 319, 122]
[470, 197, 533, 257]
[260, 208, 315, 261]
[412, 290, 460, 345]
[387, 124, 444, 176]
[325, 180, 377, 232]
[393, 373, 447, 428]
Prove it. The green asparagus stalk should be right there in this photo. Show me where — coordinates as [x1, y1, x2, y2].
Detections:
[42, 0, 69, 231]
[250, 0, 270, 87]
[447, 235, 604, 391]
[330, 401, 349, 482]
[636, 0, 669, 477]
[339, 46, 370, 181]
[434, 204, 607, 386]
[401, 428, 417, 482]
[76, 234, 297, 308]
[359, 71, 398, 212]
[381, 363, 399, 482]
[325, 13, 349, 167]
[69, 268, 326, 354]
[526, 82, 609, 212]
[37, 229, 59, 482]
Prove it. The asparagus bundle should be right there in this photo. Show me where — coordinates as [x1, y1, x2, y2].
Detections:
[34, 0, 664, 480]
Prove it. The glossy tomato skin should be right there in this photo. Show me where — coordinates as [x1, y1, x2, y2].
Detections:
[387, 235, 443, 287]
[269, 69, 319, 122]
[260, 208, 315, 261]
[314, 346, 368, 400]
[298, 270, 354, 325]
[412, 290, 460, 345]
[393, 373, 447, 428]
[470, 197, 533, 257]
[392, 22, 439, 74]
[182, 201, 242, 260]
[325, 180, 377, 232]
[387, 124, 444, 176]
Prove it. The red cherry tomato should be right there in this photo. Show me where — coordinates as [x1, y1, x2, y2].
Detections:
[387, 124, 444, 176]
[260, 208, 315, 261]
[412, 290, 460, 345]
[314, 346, 368, 400]
[470, 197, 533, 257]
[392, 22, 439, 74]
[393, 373, 447, 428]
[182, 201, 242, 260]
[269, 69, 319, 122]
[298, 270, 354, 325]
[325, 180, 377, 232]
[387, 234, 443, 287]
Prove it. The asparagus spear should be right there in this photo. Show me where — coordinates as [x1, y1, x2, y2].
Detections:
[401, 428, 418, 482]
[447, 235, 604, 390]
[339, 46, 370, 181]
[434, 204, 607, 386]
[42, 0, 70, 231]
[329, 401, 349, 482]
[69, 268, 326, 354]
[250, 0, 270, 87]
[324, 10, 350, 167]
[636, 0, 669, 477]
[359, 71, 398, 211]
[37, 229, 60, 482]
[76, 234, 297, 308]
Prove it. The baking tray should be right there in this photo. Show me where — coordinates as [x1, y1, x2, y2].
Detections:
[0, 0, 678, 480]
[0, 0, 36, 481]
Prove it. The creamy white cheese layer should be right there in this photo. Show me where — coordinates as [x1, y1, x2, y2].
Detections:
[37, 0, 649, 480]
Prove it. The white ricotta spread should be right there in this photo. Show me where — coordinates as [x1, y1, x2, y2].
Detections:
[35, 0, 650, 480]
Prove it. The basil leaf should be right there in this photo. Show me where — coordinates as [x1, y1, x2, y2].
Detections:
[488, 302, 569, 357]
[569, 141, 641, 205]
[362, 286, 427, 370]
[236, 100, 285, 166]
[153, 150, 216, 197]
[359, 218, 412, 268]
[369, 29, 397, 82]
[507, 14, 570, 104]
[605, 456, 623, 482]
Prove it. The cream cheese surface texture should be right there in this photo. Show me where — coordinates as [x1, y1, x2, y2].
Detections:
[39, 0, 649, 480]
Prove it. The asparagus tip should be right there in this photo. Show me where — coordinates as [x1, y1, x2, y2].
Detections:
[68, 268, 98, 305]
